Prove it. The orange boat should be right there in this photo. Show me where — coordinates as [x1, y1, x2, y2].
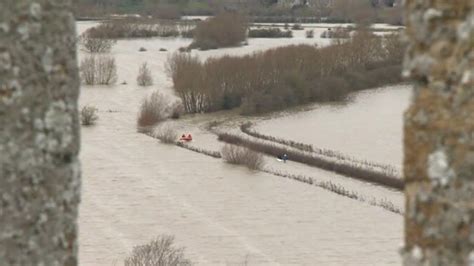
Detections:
[180, 134, 193, 142]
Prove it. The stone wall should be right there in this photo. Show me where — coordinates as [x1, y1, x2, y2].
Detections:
[402, 0, 474, 265]
[0, 0, 80, 265]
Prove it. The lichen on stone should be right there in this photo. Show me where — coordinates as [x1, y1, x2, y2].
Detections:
[0, 23, 10, 33]
[29, 3, 42, 19]
[41, 47, 53, 73]
[423, 8, 443, 22]
[0, 52, 11, 72]
[427, 149, 455, 186]
[0, 0, 80, 264]
[404, 1, 474, 264]
[411, 245, 423, 261]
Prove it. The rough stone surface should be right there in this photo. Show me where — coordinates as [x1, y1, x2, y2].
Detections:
[402, 1, 474, 265]
[0, 0, 80, 265]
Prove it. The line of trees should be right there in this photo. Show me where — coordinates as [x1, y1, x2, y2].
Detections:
[166, 30, 404, 114]
[73, 0, 402, 25]
[82, 19, 195, 39]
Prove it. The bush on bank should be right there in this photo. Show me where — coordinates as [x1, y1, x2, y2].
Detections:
[221, 144, 265, 170]
[189, 12, 247, 50]
[248, 28, 293, 38]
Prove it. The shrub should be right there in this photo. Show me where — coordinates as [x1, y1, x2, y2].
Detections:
[221, 144, 264, 170]
[79, 32, 116, 53]
[248, 28, 292, 38]
[159, 48, 168, 52]
[320, 27, 351, 39]
[139, 47, 147, 52]
[84, 19, 181, 39]
[79, 55, 118, 85]
[79, 56, 96, 85]
[165, 53, 204, 113]
[80, 105, 99, 126]
[180, 29, 194, 38]
[384, 33, 405, 64]
[95, 56, 118, 85]
[155, 126, 178, 144]
[378, 6, 403, 25]
[305, 30, 314, 38]
[312, 76, 350, 102]
[124, 235, 192, 266]
[136, 63, 153, 86]
[190, 12, 247, 50]
[137, 91, 171, 129]
[291, 23, 303, 30]
[170, 101, 184, 119]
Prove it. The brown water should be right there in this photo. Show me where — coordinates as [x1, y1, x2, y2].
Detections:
[256, 86, 412, 170]
[78, 21, 403, 266]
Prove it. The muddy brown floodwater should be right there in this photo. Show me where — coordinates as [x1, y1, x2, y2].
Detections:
[78, 21, 403, 265]
[255, 85, 412, 170]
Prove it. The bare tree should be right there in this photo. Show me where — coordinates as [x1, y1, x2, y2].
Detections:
[331, 0, 351, 22]
[309, 0, 332, 22]
[137, 62, 153, 86]
[80, 55, 118, 85]
[96, 55, 118, 85]
[331, 0, 376, 24]
[383, 33, 404, 64]
[137, 91, 172, 129]
[165, 53, 206, 113]
[79, 31, 116, 53]
[81, 105, 99, 126]
[80, 56, 97, 85]
[124, 235, 192, 266]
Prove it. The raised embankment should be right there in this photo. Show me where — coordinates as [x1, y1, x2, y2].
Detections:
[240, 122, 400, 177]
[217, 132, 404, 191]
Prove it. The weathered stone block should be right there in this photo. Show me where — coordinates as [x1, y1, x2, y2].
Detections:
[0, 0, 80, 265]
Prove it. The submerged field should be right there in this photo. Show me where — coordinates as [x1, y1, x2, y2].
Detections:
[254, 85, 412, 169]
[78, 21, 405, 265]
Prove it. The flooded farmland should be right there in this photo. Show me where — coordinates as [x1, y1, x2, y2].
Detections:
[77, 21, 404, 265]
[255, 85, 412, 169]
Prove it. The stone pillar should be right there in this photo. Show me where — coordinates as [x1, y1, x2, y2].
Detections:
[0, 0, 80, 265]
[402, 0, 474, 265]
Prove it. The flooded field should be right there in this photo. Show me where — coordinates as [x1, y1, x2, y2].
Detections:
[255, 86, 412, 169]
[78, 21, 403, 265]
